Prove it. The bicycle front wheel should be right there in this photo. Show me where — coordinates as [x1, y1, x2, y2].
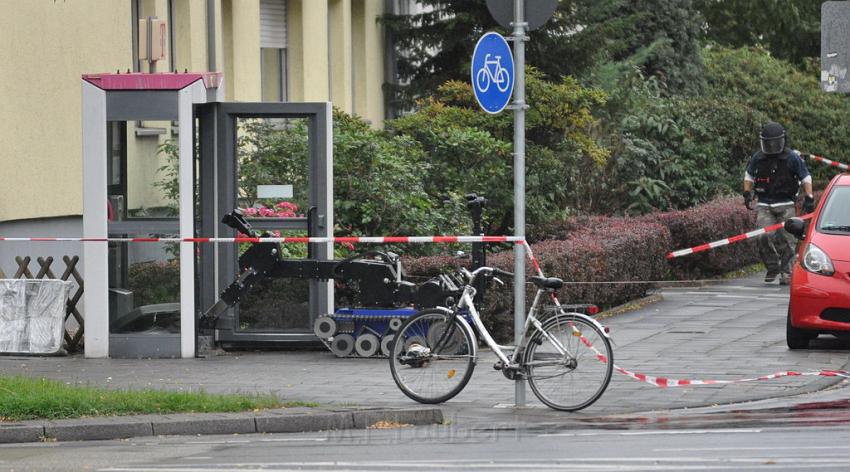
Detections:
[389, 309, 476, 404]
[524, 314, 613, 411]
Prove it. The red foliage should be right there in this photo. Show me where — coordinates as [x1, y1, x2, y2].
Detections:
[641, 197, 759, 278]
[401, 196, 765, 342]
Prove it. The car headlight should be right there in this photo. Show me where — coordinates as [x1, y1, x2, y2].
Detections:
[802, 243, 835, 276]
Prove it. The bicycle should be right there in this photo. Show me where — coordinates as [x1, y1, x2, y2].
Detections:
[475, 54, 511, 93]
[389, 266, 613, 411]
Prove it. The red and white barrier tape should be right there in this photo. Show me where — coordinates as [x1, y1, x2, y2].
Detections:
[806, 153, 850, 171]
[666, 213, 813, 260]
[0, 235, 525, 244]
[615, 366, 850, 388]
[522, 244, 850, 389]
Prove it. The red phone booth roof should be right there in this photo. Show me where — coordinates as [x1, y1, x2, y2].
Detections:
[82, 72, 222, 91]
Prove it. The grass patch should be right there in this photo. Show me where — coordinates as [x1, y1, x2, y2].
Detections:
[0, 375, 316, 422]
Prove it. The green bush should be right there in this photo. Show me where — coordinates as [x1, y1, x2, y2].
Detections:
[234, 111, 464, 244]
[388, 70, 609, 229]
[127, 260, 180, 307]
[704, 46, 850, 187]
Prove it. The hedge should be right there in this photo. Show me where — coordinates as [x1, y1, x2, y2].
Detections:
[404, 196, 764, 342]
[530, 197, 760, 280]
[641, 197, 759, 279]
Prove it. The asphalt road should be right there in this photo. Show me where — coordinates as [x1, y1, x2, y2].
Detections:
[4, 416, 850, 471]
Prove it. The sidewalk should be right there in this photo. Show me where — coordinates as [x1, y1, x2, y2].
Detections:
[1, 273, 848, 441]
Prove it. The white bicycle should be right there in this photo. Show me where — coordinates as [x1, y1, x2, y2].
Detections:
[389, 266, 613, 411]
[475, 54, 511, 93]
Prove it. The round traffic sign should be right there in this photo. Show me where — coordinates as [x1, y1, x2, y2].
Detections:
[471, 32, 514, 114]
[485, 0, 559, 32]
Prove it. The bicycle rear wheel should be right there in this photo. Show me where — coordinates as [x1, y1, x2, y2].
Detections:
[524, 314, 613, 411]
[389, 309, 476, 404]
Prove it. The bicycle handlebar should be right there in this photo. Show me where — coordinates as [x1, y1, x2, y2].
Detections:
[460, 266, 514, 283]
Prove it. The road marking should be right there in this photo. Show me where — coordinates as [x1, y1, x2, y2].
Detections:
[655, 445, 850, 452]
[99, 457, 850, 471]
[721, 286, 776, 291]
[183, 439, 251, 445]
[538, 428, 762, 438]
[258, 437, 328, 443]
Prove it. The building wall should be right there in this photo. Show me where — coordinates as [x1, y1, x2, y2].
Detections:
[0, 1, 132, 223]
[223, 0, 261, 101]
[0, 217, 84, 286]
[351, 0, 386, 125]
[0, 0, 389, 224]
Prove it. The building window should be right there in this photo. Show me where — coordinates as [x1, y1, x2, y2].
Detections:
[260, 0, 287, 102]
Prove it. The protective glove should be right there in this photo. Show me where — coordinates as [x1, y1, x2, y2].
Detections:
[743, 190, 754, 210]
[803, 195, 815, 214]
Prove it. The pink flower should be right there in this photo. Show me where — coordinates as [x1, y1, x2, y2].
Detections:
[243, 207, 258, 217]
[259, 207, 274, 217]
[275, 201, 298, 211]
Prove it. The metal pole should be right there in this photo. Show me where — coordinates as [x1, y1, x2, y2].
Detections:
[512, 0, 526, 407]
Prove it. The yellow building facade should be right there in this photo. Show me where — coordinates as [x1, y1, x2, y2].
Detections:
[0, 0, 391, 224]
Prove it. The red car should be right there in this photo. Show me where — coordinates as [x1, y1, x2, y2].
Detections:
[784, 173, 850, 349]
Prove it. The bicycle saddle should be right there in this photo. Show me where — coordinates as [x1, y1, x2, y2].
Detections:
[530, 276, 564, 290]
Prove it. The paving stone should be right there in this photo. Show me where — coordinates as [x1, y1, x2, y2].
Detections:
[0, 424, 44, 443]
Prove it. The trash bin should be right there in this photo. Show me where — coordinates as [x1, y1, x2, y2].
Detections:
[0, 279, 71, 355]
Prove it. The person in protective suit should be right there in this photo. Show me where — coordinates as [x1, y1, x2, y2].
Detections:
[743, 122, 814, 285]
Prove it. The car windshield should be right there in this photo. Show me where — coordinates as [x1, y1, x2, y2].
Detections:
[818, 186, 850, 233]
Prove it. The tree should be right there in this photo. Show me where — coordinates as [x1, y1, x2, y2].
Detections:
[382, 0, 706, 110]
[600, 0, 706, 94]
[696, 0, 821, 66]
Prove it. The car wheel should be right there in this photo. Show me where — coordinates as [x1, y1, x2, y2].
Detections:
[786, 309, 812, 350]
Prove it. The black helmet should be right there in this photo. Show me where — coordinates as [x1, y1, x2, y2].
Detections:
[760, 122, 786, 155]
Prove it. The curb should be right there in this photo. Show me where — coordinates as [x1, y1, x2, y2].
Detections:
[596, 293, 664, 321]
[0, 407, 443, 444]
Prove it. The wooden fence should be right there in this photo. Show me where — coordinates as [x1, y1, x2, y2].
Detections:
[0, 256, 84, 352]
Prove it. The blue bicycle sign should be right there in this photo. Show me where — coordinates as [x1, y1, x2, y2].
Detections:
[476, 54, 512, 93]
[471, 32, 514, 114]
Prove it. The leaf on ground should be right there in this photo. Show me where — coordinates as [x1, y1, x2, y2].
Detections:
[367, 421, 413, 429]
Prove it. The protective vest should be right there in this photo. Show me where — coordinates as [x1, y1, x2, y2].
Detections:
[752, 150, 799, 201]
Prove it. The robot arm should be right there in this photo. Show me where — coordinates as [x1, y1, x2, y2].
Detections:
[199, 210, 426, 330]
[199, 209, 282, 329]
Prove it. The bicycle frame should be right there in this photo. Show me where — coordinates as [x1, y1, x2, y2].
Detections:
[456, 281, 572, 369]
[449, 266, 612, 368]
